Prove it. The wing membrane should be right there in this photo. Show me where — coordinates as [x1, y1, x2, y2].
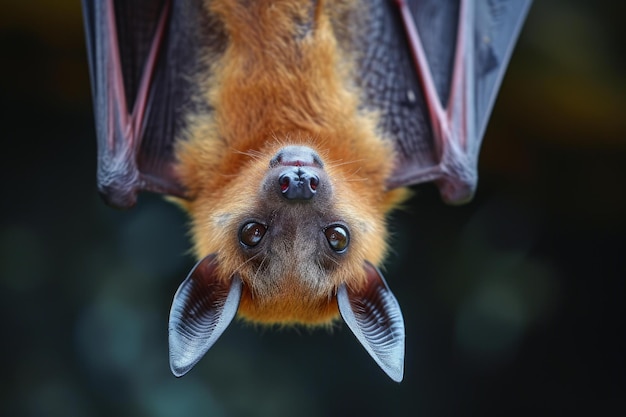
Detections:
[356, 0, 531, 203]
[82, 0, 218, 208]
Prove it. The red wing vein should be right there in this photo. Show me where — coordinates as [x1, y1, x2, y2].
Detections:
[105, 0, 130, 150]
[133, 0, 171, 143]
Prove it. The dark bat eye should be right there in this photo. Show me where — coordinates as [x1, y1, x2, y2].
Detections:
[324, 225, 349, 253]
[240, 222, 266, 247]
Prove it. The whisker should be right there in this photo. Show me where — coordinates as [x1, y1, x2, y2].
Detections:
[253, 254, 269, 282]
[322, 252, 340, 267]
[232, 251, 264, 276]
[232, 148, 264, 161]
[326, 158, 367, 169]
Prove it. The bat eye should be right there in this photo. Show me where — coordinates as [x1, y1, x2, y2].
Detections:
[240, 222, 267, 247]
[324, 225, 349, 253]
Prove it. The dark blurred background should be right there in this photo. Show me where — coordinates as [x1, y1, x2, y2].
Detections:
[1, 1, 624, 416]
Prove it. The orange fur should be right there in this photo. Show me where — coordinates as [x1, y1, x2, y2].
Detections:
[175, 0, 408, 325]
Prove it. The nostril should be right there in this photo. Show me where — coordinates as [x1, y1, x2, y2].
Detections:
[279, 175, 290, 192]
[277, 168, 321, 201]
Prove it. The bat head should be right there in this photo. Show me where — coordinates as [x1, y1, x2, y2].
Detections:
[210, 143, 390, 324]
[176, 137, 409, 319]
[169, 143, 405, 381]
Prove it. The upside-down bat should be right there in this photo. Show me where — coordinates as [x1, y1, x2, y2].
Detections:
[82, 0, 531, 382]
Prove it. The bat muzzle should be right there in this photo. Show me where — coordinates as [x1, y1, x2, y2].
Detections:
[279, 167, 319, 200]
[269, 145, 326, 201]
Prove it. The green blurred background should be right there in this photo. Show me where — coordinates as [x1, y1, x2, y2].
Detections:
[1, 1, 624, 416]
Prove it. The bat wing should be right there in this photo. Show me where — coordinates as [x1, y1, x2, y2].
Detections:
[356, 0, 531, 203]
[82, 0, 222, 208]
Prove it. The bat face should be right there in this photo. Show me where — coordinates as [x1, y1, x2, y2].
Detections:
[180, 142, 397, 325]
[236, 145, 342, 319]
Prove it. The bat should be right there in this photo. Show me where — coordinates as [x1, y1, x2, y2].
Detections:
[82, 0, 531, 382]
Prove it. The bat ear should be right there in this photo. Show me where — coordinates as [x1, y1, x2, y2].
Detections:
[337, 261, 405, 382]
[168, 254, 242, 377]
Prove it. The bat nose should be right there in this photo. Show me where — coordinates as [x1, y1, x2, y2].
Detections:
[279, 167, 319, 200]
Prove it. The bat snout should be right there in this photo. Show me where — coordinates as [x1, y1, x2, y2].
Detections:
[279, 167, 319, 200]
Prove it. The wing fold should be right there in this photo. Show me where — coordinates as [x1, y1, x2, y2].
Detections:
[356, 0, 531, 203]
[82, 0, 217, 207]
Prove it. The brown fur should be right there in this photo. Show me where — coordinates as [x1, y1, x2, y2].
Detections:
[175, 0, 407, 325]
